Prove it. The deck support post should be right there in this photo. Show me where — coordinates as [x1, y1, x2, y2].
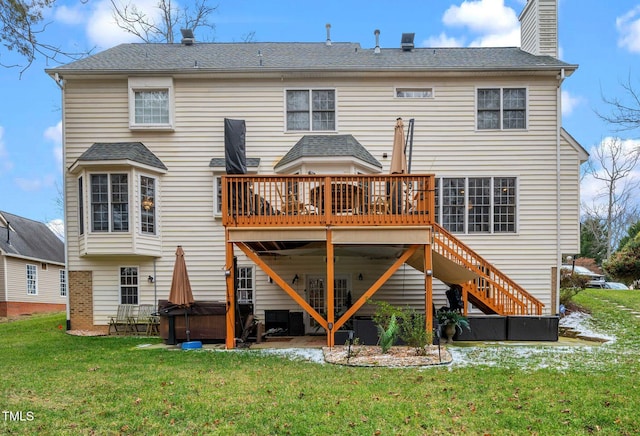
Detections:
[225, 229, 236, 349]
[424, 243, 433, 333]
[326, 229, 335, 347]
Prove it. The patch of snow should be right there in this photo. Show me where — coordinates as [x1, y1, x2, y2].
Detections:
[255, 348, 326, 364]
[559, 311, 616, 343]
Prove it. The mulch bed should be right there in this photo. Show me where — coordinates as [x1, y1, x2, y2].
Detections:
[323, 345, 452, 367]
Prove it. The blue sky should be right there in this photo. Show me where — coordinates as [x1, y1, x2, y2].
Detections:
[1, 0, 639, 235]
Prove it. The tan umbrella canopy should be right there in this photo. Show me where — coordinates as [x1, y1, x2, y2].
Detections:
[168, 246, 194, 307]
[390, 117, 407, 174]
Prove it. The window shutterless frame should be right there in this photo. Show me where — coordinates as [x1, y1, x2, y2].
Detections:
[476, 87, 527, 130]
[284, 88, 337, 132]
[128, 77, 174, 130]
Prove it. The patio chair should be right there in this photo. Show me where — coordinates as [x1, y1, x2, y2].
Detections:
[132, 304, 160, 336]
[276, 186, 312, 215]
[108, 304, 134, 335]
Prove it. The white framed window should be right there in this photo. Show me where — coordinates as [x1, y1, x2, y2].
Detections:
[90, 173, 129, 232]
[60, 270, 67, 297]
[477, 87, 526, 130]
[26, 264, 37, 295]
[237, 266, 254, 304]
[286, 89, 336, 131]
[128, 77, 174, 130]
[435, 177, 517, 234]
[213, 175, 223, 217]
[140, 175, 156, 235]
[78, 176, 84, 235]
[120, 267, 138, 305]
[395, 87, 434, 98]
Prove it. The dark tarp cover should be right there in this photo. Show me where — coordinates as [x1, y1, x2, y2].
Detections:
[224, 118, 247, 174]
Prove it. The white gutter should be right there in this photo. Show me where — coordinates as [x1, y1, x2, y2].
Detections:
[556, 68, 566, 315]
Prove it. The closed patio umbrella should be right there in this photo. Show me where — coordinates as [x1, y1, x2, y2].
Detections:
[168, 246, 196, 343]
[389, 118, 407, 213]
[390, 118, 407, 174]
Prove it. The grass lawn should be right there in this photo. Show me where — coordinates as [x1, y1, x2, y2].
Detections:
[2, 290, 640, 435]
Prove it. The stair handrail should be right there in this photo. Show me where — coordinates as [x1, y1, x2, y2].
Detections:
[432, 223, 543, 315]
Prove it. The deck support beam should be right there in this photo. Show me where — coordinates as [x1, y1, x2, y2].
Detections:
[326, 229, 335, 347]
[225, 229, 236, 349]
[424, 243, 433, 333]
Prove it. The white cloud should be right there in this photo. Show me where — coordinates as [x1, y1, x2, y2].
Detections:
[54, 4, 86, 25]
[14, 174, 56, 192]
[435, 0, 520, 48]
[0, 126, 14, 173]
[47, 219, 65, 240]
[561, 90, 583, 116]
[44, 121, 63, 166]
[443, 0, 519, 34]
[422, 33, 464, 48]
[85, 0, 163, 49]
[617, 6, 640, 53]
[469, 27, 520, 47]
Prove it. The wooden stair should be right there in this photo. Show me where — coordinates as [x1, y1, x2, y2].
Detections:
[431, 223, 544, 315]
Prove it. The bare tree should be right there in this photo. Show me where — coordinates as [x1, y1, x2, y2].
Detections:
[110, 0, 217, 43]
[582, 137, 640, 260]
[598, 75, 640, 132]
[0, 0, 89, 75]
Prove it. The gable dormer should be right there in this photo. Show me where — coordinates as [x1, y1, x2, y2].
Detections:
[519, 0, 558, 58]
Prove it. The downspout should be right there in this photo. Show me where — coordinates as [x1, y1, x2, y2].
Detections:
[153, 258, 157, 309]
[555, 68, 566, 315]
[53, 73, 71, 330]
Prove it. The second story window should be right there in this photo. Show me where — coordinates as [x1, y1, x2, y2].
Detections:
[91, 173, 129, 232]
[435, 177, 517, 234]
[286, 89, 335, 131]
[129, 77, 174, 130]
[140, 176, 156, 235]
[477, 88, 526, 130]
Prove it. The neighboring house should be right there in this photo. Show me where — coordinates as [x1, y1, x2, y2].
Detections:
[48, 0, 587, 345]
[0, 211, 66, 317]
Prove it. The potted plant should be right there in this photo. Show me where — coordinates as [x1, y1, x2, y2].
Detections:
[437, 310, 470, 343]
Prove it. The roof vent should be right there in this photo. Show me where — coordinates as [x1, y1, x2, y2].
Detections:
[181, 28, 195, 45]
[401, 33, 415, 51]
[326, 23, 332, 46]
[374, 29, 380, 54]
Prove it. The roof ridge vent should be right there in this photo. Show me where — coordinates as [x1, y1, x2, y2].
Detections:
[181, 28, 195, 45]
[401, 32, 415, 51]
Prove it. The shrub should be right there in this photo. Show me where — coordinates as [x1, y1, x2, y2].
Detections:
[559, 268, 589, 306]
[398, 309, 432, 356]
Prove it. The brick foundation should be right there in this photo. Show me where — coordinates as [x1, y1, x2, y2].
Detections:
[69, 270, 96, 331]
[0, 301, 66, 317]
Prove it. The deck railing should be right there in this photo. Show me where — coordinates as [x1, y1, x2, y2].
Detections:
[222, 174, 435, 227]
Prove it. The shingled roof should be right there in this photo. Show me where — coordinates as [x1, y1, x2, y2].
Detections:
[47, 43, 576, 75]
[0, 211, 64, 264]
[274, 134, 382, 170]
[74, 142, 168, 171]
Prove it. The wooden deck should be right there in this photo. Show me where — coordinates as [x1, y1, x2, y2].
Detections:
[221, 174, 435, 227]
[221, 173, 543, 349]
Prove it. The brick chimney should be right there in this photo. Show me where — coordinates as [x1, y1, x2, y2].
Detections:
[519, 0, 558, 58]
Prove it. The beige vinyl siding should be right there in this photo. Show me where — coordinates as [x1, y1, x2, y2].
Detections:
[4, 257, 65, 304]
[64, 71, 576, 322]
[0, 256, 6, 301]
